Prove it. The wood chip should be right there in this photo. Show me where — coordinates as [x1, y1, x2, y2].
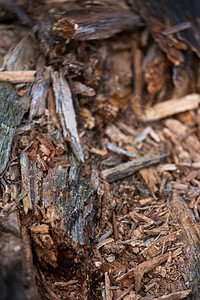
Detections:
[134, 253, 169, 293]
[142, 94, 200, 121]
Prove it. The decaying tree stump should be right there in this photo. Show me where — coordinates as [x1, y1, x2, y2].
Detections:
[1, 1, 200, 299]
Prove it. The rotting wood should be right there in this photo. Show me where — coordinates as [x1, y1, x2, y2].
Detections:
[128, 0, 200, 62]
[52, 8, 142, 41]
[1, 1, 200, 299]
[101, 152, 168, 182]
[105, 272, 112, 300]
[20, 150, 95, 246]
[0, 82, 30, 174]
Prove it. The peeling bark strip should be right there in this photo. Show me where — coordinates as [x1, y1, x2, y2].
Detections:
[101, 152, 168, 182]
[52, 8, 142, 41]
[51, 70, 84, 162]
[0, 82, 30, 174]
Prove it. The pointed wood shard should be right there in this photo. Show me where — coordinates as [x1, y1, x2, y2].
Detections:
[51, 70, 84, 162]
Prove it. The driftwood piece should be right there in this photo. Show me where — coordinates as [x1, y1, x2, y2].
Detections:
[142, 93, 200, 121]
[52, 8, 142, 41]
[0, 82, 30, 174]
[101, 152, 168, 182]
[51, 70, 84, 162]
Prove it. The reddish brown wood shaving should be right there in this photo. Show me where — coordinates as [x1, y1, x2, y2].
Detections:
[134, 253, 169, 293]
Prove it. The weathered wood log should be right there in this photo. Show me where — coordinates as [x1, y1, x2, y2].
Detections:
[52, 8, 142, 41]
[20, 151, 95, 248]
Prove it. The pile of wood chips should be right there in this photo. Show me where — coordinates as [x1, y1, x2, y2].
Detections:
[0, 0, 200, 299]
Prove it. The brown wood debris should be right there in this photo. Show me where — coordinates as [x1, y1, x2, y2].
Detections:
[0, 0, 200, 299]
[52, 8, 142, 41]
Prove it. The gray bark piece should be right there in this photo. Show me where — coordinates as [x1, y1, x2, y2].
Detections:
[0, 82, 30, 174]
[107, 142, 137, 158]
[29, 67, 50, 120]
[101, 152, 168, 182]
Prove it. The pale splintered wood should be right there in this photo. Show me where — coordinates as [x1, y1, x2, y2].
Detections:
[0, 71, 36, 83]
[142, 94, 200, 121]
[51, 70, 84, 162]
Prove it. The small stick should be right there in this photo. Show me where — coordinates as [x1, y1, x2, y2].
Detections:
[0, 71, 36, 83]
[101, 152, 168, 182]
[112, 211, 119, 241]
[162, 22, 191, 35]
